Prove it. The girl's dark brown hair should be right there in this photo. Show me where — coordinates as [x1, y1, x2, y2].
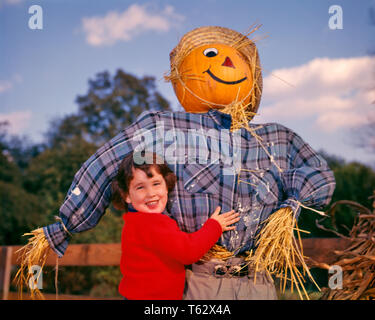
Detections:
[111, 152, 177, 212]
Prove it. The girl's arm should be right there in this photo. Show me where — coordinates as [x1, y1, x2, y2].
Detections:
[146, 208, 239, 265]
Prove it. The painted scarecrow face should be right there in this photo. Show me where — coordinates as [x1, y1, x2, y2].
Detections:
[172, 43, 254, 113]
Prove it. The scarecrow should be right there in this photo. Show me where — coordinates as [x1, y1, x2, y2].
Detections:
[16, 26, 335, 300]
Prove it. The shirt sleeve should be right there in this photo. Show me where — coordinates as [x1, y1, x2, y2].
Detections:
[278, 129, 336, 219]
[43, 111, 159, 257]
[146, 217, 222, 265]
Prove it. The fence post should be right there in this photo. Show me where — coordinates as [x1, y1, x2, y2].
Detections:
[0, 247, 13, 300]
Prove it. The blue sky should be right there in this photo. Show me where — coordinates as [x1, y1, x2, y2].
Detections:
[1, 0, 375, 166]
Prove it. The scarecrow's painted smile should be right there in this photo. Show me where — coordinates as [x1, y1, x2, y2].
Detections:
[203, 67, 247, 85]
[171, 43, 255, 112]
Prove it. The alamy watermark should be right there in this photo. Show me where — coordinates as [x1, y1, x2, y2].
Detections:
[131, 122, 243, 175]
[328, 265, 343, 290]
[328, 5, 343, 30]
[28, 265, 43, 290]
[28, 5, 43, 30]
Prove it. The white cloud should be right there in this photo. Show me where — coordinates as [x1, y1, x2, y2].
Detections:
[0, 74, 22, 94]
[81, 4, 184, 46]
[3, 0, 23, 4]
[0, 0, 24, 8]
[0, 111, 32, 134]
[316, 112, 369, 132]
[0, 80, 13, 93]
[257, 56, 375, 132]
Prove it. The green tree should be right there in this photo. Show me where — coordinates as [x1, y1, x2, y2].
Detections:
[298, 151, 375, 237]
[0, 180, 45, 245]
[46, 70, 171, 148]
[0, 136, 45, 245]
[23, 137, 97, 220]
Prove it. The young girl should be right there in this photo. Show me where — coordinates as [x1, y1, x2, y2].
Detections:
[111, 152, 240, 300]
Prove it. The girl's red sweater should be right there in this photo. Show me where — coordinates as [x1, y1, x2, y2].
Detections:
[119, 212, 222, 300]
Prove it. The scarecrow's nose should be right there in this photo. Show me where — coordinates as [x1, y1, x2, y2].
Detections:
[222, 56, 235, 68]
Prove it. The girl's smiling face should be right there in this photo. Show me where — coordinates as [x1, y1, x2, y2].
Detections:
[125, 167, 168, 213]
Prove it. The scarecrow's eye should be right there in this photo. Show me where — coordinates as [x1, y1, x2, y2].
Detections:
[203, 48, 218, 57]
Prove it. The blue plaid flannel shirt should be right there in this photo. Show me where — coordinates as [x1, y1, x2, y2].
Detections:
[44, 110, 336, 257]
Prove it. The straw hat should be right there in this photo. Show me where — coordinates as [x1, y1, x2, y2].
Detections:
[167, 26, 263, 114]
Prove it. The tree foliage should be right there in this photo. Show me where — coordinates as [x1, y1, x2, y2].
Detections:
[0, 124, 46, 244]
[23, 137, 98, 220]
[46, 70, 171, 147]
[298, 151, 375, 237]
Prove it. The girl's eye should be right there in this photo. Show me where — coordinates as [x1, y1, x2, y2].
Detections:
[153, 182, 161, 186]
[136, 186, 144, 190]
[203, 47, 218, 57]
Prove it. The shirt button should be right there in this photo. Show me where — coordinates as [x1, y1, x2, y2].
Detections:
[72, 187, 81, 196]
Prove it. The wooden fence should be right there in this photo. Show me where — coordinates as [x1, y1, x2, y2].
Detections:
[0, 238, 350, 300]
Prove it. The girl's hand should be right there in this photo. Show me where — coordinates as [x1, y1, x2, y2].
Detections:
[210, 206, 240, 232]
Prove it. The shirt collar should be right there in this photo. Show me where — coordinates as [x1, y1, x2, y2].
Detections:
[207, 109, 232, 130]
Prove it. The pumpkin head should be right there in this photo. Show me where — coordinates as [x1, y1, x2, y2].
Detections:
[172, 43, 254, 113]
[166, 26, 263, 119]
